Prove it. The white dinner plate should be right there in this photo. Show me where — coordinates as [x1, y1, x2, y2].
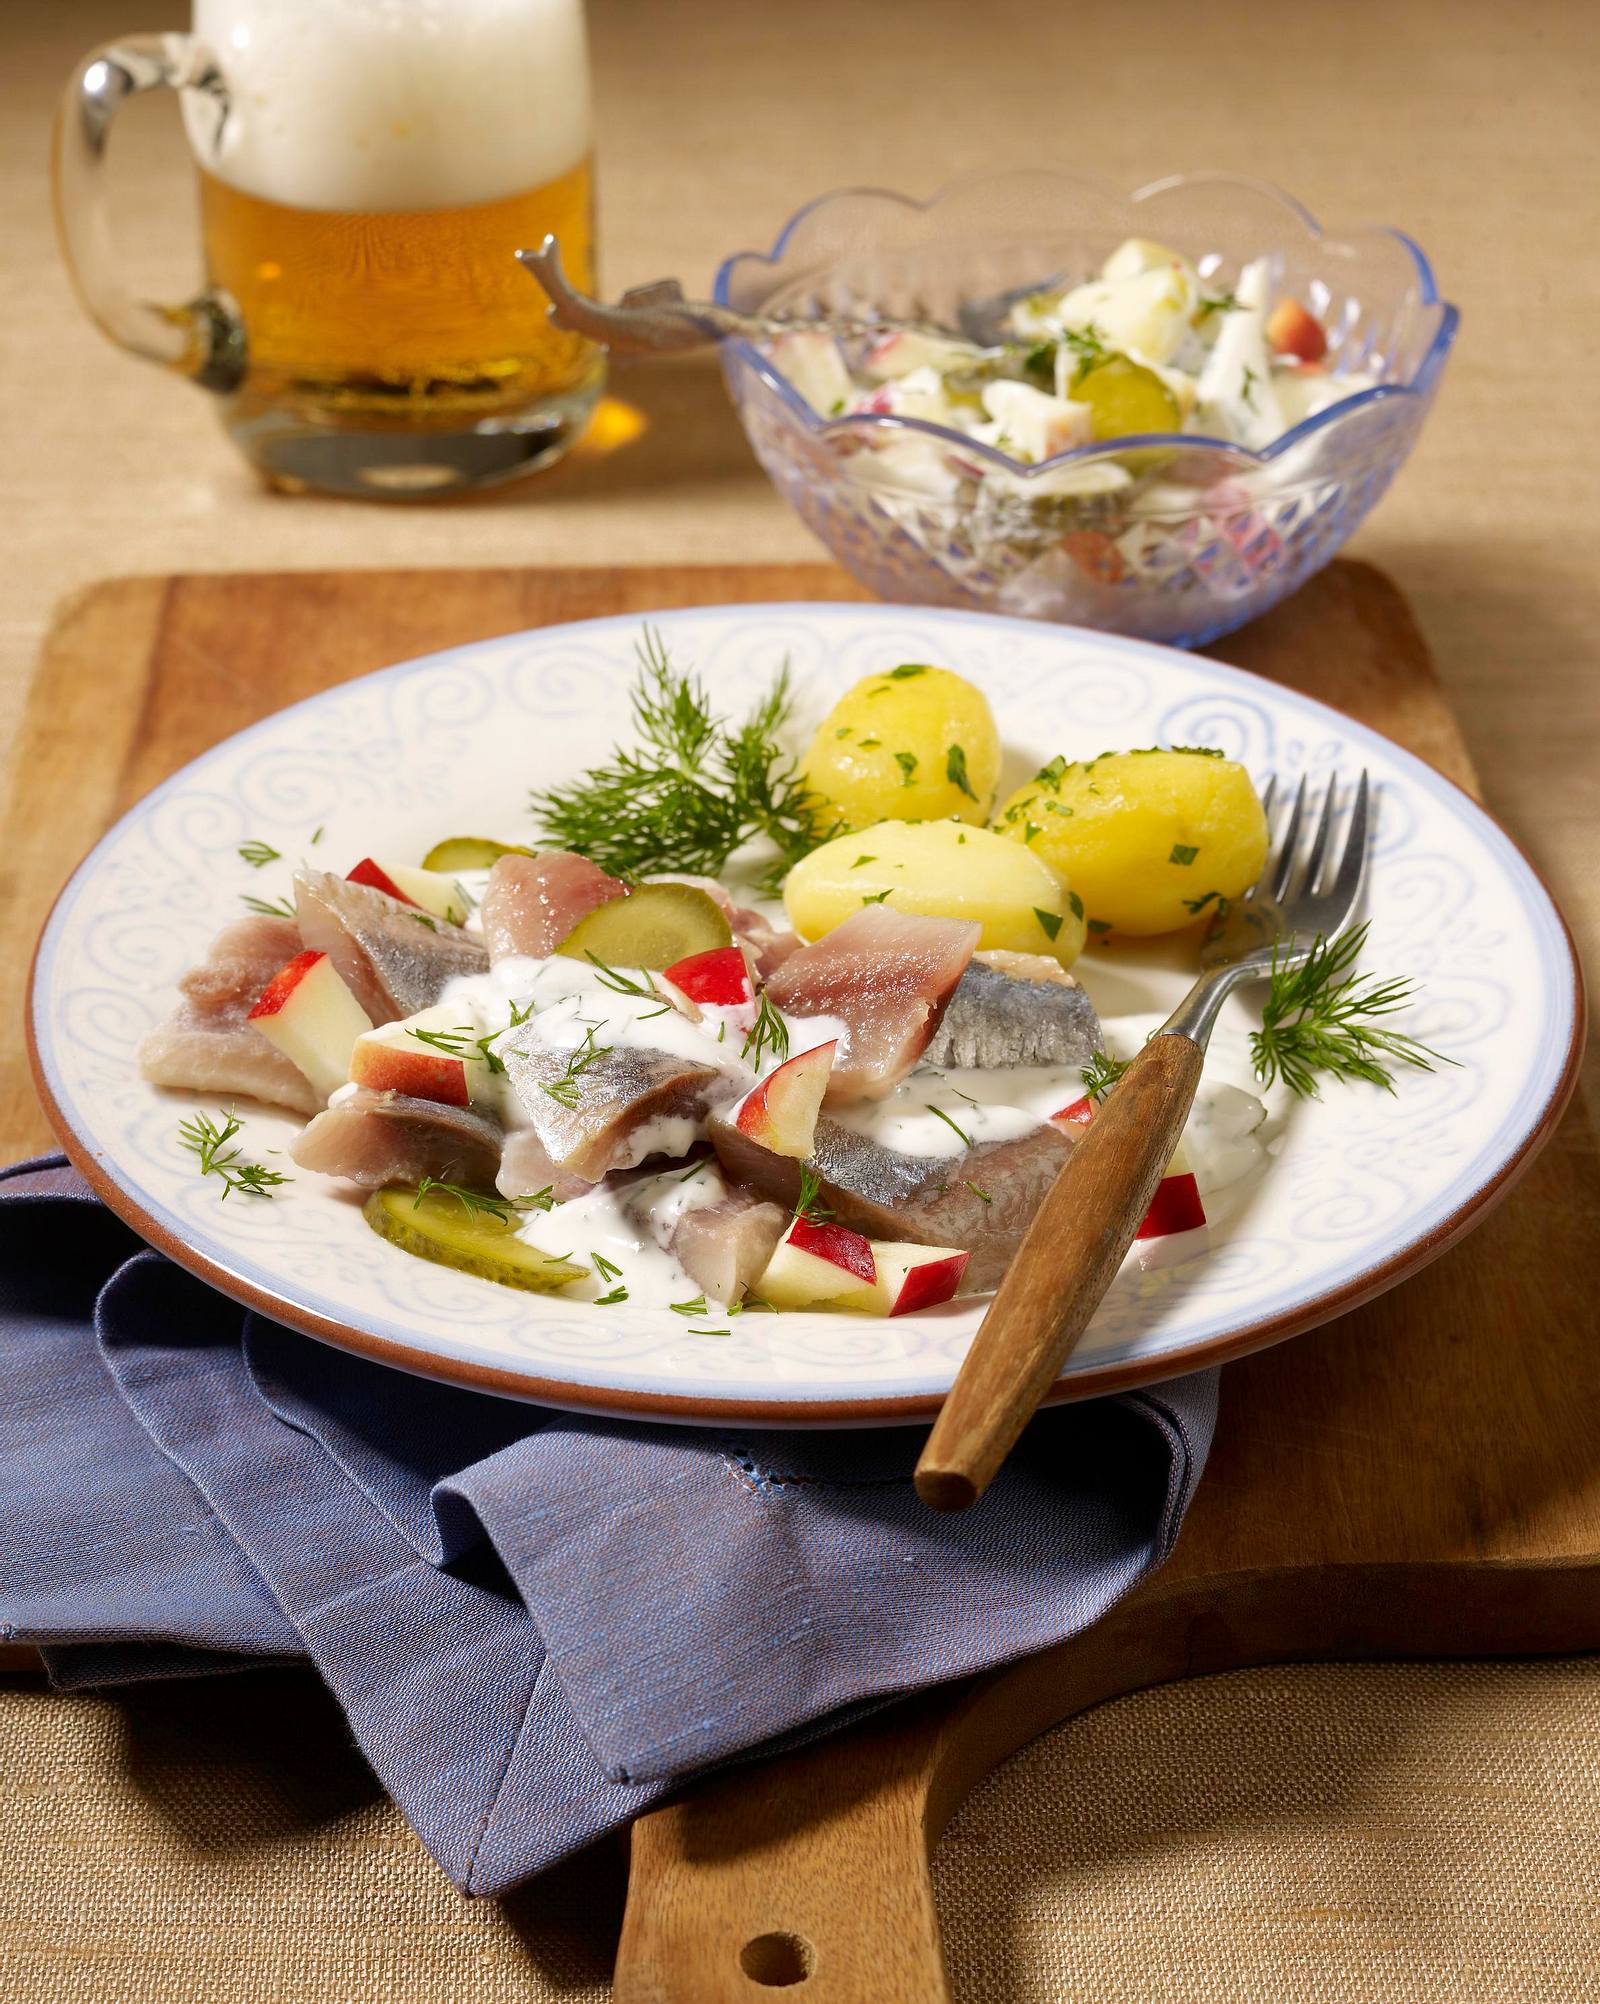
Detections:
[29, 604, 1583, 1424]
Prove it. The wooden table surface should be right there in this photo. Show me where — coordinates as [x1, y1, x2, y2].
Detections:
[3, 2, 1598, 1998]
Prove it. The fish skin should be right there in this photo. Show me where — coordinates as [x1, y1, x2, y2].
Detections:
[482, 851, 625, 962]
[763, 906, 980, 1102]
[139, 913, 320, 1114]
[670, 1188, 788, 1304]
[500, 1022, 742, 1184]
[922, 956, 1101, 1071]
[709, 1110, 1071, 1291]
[290, 1088, 503, 1188]
[295, 869, 488, 1025]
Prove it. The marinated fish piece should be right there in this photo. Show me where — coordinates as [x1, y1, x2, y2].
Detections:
[495, 1126, 595, 1205]
[364, 1187, 585, 1293]
[139, 914, 319, 1115]
[295, 868, 488, 1025]
[500, 1023, 741, 1184]
[710, 1109, 1072, 1290]
[922, 951, 1101, 1070]
[763, 906, 979, 1102]
[480, 851, 626, 962]
[291, 1088, 503, 1189]
[670, 1187, 788, 1304]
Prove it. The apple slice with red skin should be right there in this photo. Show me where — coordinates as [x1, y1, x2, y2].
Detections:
[733, 1040, 836, 1159]
[347, 858, 470, 925]
[248, 950, 373, 1102]
[859, 1242, 970, 1317]
[1266, 298, 1328, 364]
[349, 1015, 469, 1106]
[759, 1216, 878, 1309]
[1049, 1095, 1208, 1239]
[663, 946, 754, 1010]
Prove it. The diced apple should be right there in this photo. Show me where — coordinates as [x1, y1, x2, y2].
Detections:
[663, 946, 754, 1010]
[767, 331, 855, 418]
[863, 330, 977, 381]
[248, 950, 373, 1102]
[859, 1241, 970, 1317]
[733, 1040, 836, 1159]
[979, 380, 1093, 462]
[349, 1005, 473, 1107]
[759, 1217, 878, 1309]
[347, 858, 471, 925]
[1266, 298, 1328, 364]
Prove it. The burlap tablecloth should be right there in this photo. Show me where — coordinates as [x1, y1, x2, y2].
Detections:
[3, 1659, 1596, 2002]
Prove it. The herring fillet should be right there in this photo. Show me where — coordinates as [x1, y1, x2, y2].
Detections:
[499, 1023, 744, 1184]
[923, 953, 1102, 1070]
[670, 1188, 788, 1304]
[290, 1088, 503, 1189]
[763, 906, 980, 1102]
[481, 851, 626, 962]
[709, 1110, 1073, 1291]
[138, 913, 320, 1115]
[295, 868, 489, 1024]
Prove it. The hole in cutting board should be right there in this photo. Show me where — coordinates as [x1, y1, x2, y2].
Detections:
[739, 1931, 814, 1985]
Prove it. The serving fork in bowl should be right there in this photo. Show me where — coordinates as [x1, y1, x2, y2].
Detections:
[915, 769, 1370, 1512]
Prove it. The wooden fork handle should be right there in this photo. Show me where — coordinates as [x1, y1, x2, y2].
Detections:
[915, 1032, 1205, 1511]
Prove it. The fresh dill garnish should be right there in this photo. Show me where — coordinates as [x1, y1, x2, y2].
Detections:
[926, 1104, 973, 1147]
[689, 1327, 732, 1337]
[887, 664, 930, 680]
[964, 1181, 993, 1204]
[1169, 843, 1199, 866]
[677, 1158, 710, 1182]
[836, 726, 853, 739]
[594, 1285, 630, 1306]
[1034, 907, 1064, 941]
[529, 627, 832, 885]
[310, 826, 325, 845]
[1067, 891, 1085, 921]
[405, 911, 439, 932]
[414, 1177, 514, 1223]
[857, 736, 881, 749]
[851, 854, 878, 868]
[894, 751, 919, 786]
[1240, 364, 1260, 410]
[1021, 339, 1057, 388]
[240, 894, 296, 920]
[861, 888, 893, 905]
[1251, 924, 1451, 1099]
[1023, 823, 1041, 845]
[741, 993, 790, 1068]
[1196, 289, 1240, 322]
[409, 1002, 531, 1078]
[670, 1294, 709, 1317]
[238, 839, 280, 869]
[946, 744, 979, 801]
[1035, 754, 1068, 786]
[540, 1026, 610, 1109]
[178, 1109, 291, 1199]
[591, 1252, 624, 1283]
[1081, 1050, 1131, 1102]
[584, 952, 660, 1001]
[1087, 918, 1113, 936]
[793, 1166, 833, 1223]
[1183, 889, 1228, 917]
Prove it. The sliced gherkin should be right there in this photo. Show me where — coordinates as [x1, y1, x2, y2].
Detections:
[554, 881, 731, 969]
[364, 1186, 585, 1292]
[420, 836, 532, 873]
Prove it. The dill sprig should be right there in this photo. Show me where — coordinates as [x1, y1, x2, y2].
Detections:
[178, 1109, 291, 1199]
[241, 893, 296, 920]
[741, 993, 790, 1069]
[530, 628, 833, 885]
[237, 839, 280, 869]
[793, 1166, 833, 1224]
[1081, 1050, 1131, 1103]
[540, 1025, 610, 1109]
[1251, 924, 1451, 1099]
[925, 1103, 973, 1148]
[408, 996, 534, 1078]
[413, 1177, 559, 1221]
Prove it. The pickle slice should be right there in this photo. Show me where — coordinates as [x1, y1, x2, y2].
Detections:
[364, 1186, 585, 1292]
[555, 882, 732, 969]
[1067, 354, 1181, 441]
[421, 836, 532, 873]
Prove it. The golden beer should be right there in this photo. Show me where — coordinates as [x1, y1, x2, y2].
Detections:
[198, 154, 598, 418]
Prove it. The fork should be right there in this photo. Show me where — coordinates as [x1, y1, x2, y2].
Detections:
[914, 769, 1371, 1513]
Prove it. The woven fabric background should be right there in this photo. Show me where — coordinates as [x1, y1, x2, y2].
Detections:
[4, 1658, 1597, 2001]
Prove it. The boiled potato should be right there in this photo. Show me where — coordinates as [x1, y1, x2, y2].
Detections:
[799, 665, 1001, 832]
[995, 749, 1267, 938]
[784, 819, 1087, 967]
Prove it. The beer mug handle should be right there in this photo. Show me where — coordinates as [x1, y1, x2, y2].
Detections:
[53, 36, 246, 392]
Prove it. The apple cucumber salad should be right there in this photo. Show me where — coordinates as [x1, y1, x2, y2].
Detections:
[149, 640, 1442, 1323]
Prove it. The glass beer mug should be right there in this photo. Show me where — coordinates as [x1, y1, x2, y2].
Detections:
[54, 0, 602, 498]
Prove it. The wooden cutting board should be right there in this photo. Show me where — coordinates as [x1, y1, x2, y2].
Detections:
[4, 561, 1596, 2004]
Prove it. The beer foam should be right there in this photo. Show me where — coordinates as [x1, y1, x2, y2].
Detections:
[184, 0, 591, 212]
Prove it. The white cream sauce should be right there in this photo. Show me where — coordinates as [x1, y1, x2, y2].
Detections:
[514, 1158, 733, 1309]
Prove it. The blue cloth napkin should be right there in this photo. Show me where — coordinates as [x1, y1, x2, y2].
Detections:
[0, 1154, 1217, 1894]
